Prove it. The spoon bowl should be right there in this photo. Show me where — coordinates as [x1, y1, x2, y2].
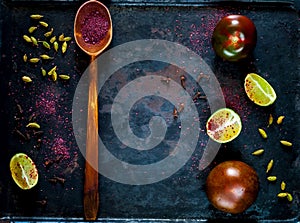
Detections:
[74, 0, 112, 57]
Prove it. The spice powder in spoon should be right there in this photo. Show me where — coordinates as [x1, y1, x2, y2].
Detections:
[81, 10, 109, 45]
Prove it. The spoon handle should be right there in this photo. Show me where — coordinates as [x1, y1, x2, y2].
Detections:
[84, 56, 99, 220]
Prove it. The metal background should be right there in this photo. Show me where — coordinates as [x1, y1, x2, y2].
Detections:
[0, 0, 299, 222]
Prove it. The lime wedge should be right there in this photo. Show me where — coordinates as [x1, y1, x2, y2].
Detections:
[206, 108, 242, 143]
[244, 73, 277, 106]
[10, 153, 38, 190]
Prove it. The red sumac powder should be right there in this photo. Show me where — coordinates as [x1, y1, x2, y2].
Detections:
[81, 10, 109, 45]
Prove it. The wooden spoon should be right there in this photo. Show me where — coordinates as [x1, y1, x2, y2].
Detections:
[74, 0, 112, 220]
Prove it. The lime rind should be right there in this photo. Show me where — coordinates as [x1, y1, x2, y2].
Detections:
[206, 108, 242, 143]
[244, 73, 277, 106]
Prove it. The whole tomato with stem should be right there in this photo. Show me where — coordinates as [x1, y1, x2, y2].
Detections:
[212, 15, 257, 62]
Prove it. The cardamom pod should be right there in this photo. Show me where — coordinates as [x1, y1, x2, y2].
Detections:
[44, 28, 54, 37]
[267, 114, 273, 127]
[30, 36, 38, 46]
[266, 159, 274, 173]
[52, 71, 57, 81]
[26, 122, 40, 129]
[277, 192, 287, 198]
[40, 54, 53, 60]
[23, 35, 32, 43]
[29, 58, 40, 63]
[62, 41, 67, 54]
[59, 74, 70, 80]
[30, 14, 44, 19]
[280, 140, 292, 147]
[22, 76, 32, 83]
[39, 21, 49, 28]
[42, 41, 51, 49]
[58, 33, 65, 41]
[267, 176, 277, 182]
[63, 37, 72, 42]
[277, 116, 285, 124]
[281, 181, 286, 191]
[41, 67, 47, 76]
[252, 149, 264, 156]
[48, 66, 57, 76]
[258, 128, 267, 139]
[50, 36, 56, 43]
[28, 26, 37, 33]
[53, 41, 59, 52]
[23, 54, 28, 62]
[286, 193, 293, 202]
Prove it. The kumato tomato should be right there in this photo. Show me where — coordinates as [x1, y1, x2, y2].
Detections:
[206, 160, 259, 214]
[212, 15, 257, 62]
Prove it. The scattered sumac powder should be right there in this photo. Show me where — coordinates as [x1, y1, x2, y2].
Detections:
[81, 10, 109, 45]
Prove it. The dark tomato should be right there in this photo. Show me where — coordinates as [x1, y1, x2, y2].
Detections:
[212, 15, 257, 62]
[206, 160, 259, 214]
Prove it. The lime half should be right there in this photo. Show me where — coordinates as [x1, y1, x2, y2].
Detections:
[10, 153, 38, 190]
[244, 73, 277, 106]
[206, 108, 242, 143]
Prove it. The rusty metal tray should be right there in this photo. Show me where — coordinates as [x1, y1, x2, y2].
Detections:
[0, 0, 299, 222]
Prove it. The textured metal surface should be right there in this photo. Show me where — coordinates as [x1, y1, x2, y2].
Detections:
[0, 0, 299, 222]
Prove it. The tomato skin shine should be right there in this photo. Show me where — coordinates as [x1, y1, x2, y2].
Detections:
[212, 15, 257, 62]
[206, 161, 259, 214]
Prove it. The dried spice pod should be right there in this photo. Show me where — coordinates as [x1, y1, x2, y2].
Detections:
[48, 66, 57, 76]
[28, 26, 37, 33]
[44, 28, 54, 37]
[30, 36, 38, 46]
[277, 116, 285, 124]
[53, 41, 59, 52]
[280, 140, 292, 147]
[22, 76, 32, 83]
[23, 54, 28, 62]
[62, 41, 67, 54]
[29, 58, 40, 63]
[26, 122, 41, 129]
[42, 41, 51, 50]
[23, 35, 32, 43]
[286, 193, 293, 202]
[252, 149, 264, 156]
[40, 54, 54, 60]
[266, 159, 274, 173]
[52, 71, 58, 81]
[63, 37, 72, 42]
[59, 74, 70, 80]
[281, 181, 286, 191]
[58, 33, 65, 41]
[39, 21, 49, 28]
[258, 128, 267, 139]
[267, 114, 273, 127]
[30, 14, 44, 19]
[41, 67, 47, 76]
[277, 192, 288, 198]
[50, 36, 56, 43]
[267, 176, 277, 182]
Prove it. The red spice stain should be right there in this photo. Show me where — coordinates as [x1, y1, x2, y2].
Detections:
[189, 11, 228, 55]
[81, 10, 109, 45]
[51, 137, 70, 160]
[35, 88, 59, 116]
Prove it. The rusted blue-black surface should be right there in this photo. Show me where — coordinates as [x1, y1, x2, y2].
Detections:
[0, 0, 299, 222]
